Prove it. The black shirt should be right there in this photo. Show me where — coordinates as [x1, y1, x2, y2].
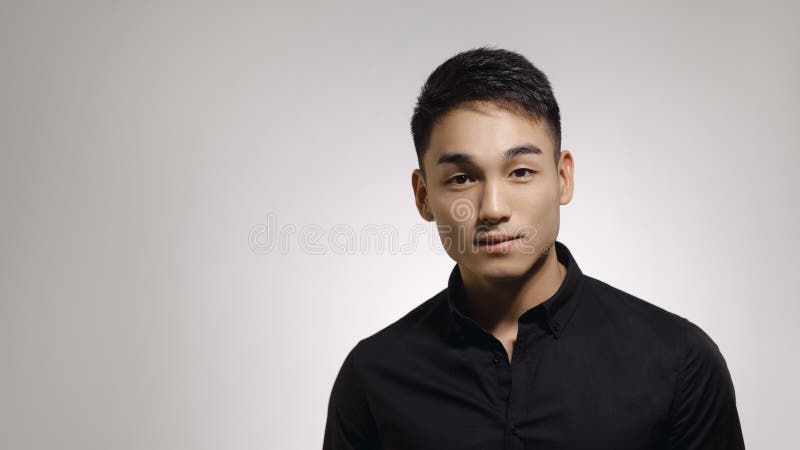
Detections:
[323, 241, 745, 450]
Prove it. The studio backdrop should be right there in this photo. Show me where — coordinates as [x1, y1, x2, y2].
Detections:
[1, 1, 798, 449]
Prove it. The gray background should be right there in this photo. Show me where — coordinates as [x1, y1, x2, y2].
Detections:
[1, 1, 798, 449]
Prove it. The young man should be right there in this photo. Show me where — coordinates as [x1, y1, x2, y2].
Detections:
[323, 47, 744, 450]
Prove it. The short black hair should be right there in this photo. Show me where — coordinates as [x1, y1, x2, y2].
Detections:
[410, 46, 561, 175]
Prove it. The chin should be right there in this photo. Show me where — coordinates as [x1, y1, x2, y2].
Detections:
[464, 256, 531, 282]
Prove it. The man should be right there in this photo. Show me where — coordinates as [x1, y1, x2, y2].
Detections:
[323, 46, 744, 450]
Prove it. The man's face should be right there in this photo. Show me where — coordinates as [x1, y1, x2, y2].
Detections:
[412, 100, 574, 283]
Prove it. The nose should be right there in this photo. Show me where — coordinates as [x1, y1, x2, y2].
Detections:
[477, 179, 510, 225]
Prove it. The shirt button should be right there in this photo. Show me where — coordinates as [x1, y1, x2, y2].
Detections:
[510, 424, 519, 436]
[492, 354, 502, 365]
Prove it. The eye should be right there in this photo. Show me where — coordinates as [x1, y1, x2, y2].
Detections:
[511, 168, 537, 178]
[446, 174, 475, 185]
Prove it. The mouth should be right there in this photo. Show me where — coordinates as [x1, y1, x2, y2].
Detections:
[473, 234, 521, 252]
[474, 234, 519, 245]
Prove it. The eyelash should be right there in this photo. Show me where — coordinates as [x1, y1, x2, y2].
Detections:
[446, 169, 538, 185]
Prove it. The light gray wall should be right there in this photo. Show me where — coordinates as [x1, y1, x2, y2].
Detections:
[1, 1, 797, 449]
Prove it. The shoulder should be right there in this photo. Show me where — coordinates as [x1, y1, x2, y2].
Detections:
[580, 273, 731, 374]
[582, 274, 684, 322]
[575, 274, 731, 374]
[662, 307, 743, 447]
[579, 274, 692, 341]
[350, 288, 449, 362]
[673, 316, 732, 386]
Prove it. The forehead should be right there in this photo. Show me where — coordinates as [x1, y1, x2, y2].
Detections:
[426, 101, 553, 167]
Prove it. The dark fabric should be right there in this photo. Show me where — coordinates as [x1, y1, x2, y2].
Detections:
[323, 241, 745, 450]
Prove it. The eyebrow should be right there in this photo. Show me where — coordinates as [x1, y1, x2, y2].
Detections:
[436, 143, 542, 166]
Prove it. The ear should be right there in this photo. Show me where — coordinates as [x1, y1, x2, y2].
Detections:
[557, 149, 575, 205]
[411, 169, 435, 221]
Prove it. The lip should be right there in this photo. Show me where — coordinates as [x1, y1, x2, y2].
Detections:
[474, 233, 518, 245]
[474, 235, 521, 253]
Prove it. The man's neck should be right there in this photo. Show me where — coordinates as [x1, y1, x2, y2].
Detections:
[459, 246, 567, 336]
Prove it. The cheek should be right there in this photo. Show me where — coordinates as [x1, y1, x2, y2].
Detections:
[431, 194, 480, 225]
[447, 197, 481, 224]
[530, 205, 561, 242]
[516, 183, 560, 208]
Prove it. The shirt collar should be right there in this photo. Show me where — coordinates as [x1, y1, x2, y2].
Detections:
[445, 240, 584, 344]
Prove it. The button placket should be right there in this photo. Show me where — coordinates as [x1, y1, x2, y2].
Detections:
[492, 353, 502, 365]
